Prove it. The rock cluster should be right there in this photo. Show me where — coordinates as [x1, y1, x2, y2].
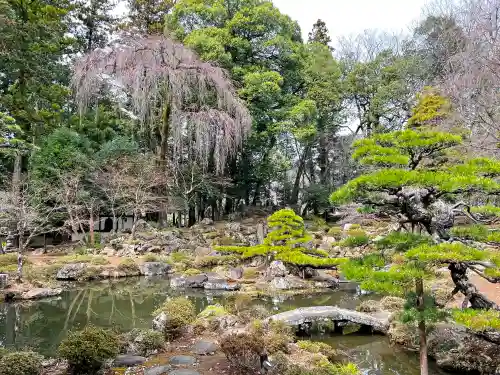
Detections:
[102, 220, 260, 258]
[170, 274, 240, 291]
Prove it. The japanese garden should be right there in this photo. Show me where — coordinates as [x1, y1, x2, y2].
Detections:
[0, 1, 499, 375]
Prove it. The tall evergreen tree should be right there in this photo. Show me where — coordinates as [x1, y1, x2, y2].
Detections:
[308, 19, 332, 49]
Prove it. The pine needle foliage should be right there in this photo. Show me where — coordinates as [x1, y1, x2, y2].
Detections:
[452, 309, 500, 331]
[216, 209, 345, 268]
[375, 231, 433, 252]
[330, 128, 500, 206]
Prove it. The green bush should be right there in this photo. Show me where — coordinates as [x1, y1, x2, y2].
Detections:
[340, 233, 369, 248]
[143, 253, 160, 262]
[117, 258, 140, 273]
[451, 224, 489, 241]
[129, 329, 165, 356]
[194, 255, 239, 268]
[0, 351, 43, 375]
[250, 319, 294, 354]
[183, 268, 202, 276]
[297, 340, 337, 361]
[452, 309, 500, 331]
[58, 325, 119, 375]
[328, 227, 342, 236]
[153, 297, 196, 338]
[375, 231, 432, 252]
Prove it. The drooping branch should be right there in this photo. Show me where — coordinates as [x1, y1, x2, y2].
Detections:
[72, 34, 252, 173]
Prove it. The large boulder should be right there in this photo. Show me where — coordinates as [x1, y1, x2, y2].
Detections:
[269, 276, 308, 290]
[427, 323, 500, 375]
[140, 262, 172, 276]
[21, 288, 62, 300]
[152, 312, 168, 332]
[268, 260, 288, 278]
[56, 263, 87, 280]
[170, 274, 208, 288]
[204, 278, 240, 291]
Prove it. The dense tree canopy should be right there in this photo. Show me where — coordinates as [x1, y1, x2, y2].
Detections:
[0, 0, 499, 246]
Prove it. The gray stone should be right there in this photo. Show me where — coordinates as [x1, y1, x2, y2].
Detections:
[152, 312, 168, 332]
[204, 278, 240, 291]
[140, 262, 172, 276]
[268, 261, 288, 278]
[113, 355, 147, 367]
[169, 370, 200, 375]
[427, 323, 500, 374]
[0, 273, 9, 289]
[268, 306, 390, 334]
[144, 365, 172, 375]
[229, 267, 243, 280]
[212, 314, 239, 330]
[269, 276, 307, 290]
[192, 340, 218, 355]
[169, 355, 197, 366]
[200, 218, 214, 225]
[21, 288, 62, 300]
[225, 222, 241, 232]
[56, 263, 87, 280]
[194, 246, 211, 257]
[170, 274, 208, 288]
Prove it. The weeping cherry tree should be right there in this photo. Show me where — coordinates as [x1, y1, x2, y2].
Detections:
[72, 34, 252, 222]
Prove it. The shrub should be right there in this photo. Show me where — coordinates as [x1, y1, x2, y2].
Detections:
[375, 231, 432, 252]
[197, 304, 229, 319]
[143, 253, 160, 262]
[340, 233, 369, 248]
[451, 224, 490, 241]
[242, 268, 259, 279]
[328, 226, 342, 236]
[380, 296, 405, 312]
[221, 333, 264, 374]
[58, 325, 119, 374]
[90, 256, 109, 265]
[133, 329, 165, 356]
[170, 252, 191, 264]
[0, 351, 43, 375]
[153, 297, 196, 338]
[117, 258, 140, 273]
[214, 236, 237, 246]
[297, 340, 337, 361]
[183, 268, 202, 276]
[452, 309, 500, 331]
[251, 319, 294, 354]
[356, 300, 380, 313]
[194, 255, 239, 268]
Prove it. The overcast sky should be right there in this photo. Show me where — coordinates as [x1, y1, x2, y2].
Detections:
[272, 0, 429, 40]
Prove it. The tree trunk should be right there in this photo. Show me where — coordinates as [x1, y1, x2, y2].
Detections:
[416, 278, 429, 375]
[89, 208, 95, 246]
[290, 146, 310, 205]
[449, 263, 499, 310]
[131, 212, 138, 239]
[318, 132, 329, 185]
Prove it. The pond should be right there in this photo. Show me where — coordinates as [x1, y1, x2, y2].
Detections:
[0, 277, 449, 375]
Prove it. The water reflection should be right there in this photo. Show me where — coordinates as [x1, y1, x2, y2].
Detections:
[314, 334, 448, 375]
[0, 277, 368, 356]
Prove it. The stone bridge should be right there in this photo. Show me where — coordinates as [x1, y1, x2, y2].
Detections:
[267, 306, 390, 334]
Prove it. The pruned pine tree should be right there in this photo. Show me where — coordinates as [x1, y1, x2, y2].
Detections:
[330, 124, 500, 375]
[216, 209, 345, 274]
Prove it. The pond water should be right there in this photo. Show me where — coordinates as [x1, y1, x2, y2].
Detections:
[0, 277, 450, 375]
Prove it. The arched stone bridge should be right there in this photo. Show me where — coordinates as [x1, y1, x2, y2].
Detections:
[267, 306, 390, 334]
